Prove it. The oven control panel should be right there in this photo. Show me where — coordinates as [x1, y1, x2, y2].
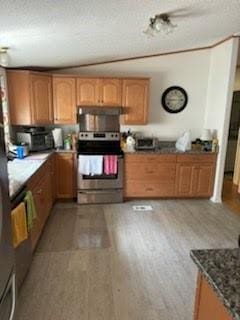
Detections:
[79, 132, 120, 141]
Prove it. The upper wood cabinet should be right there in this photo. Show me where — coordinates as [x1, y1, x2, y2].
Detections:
[100, 78, 122, 106]
[77, 78, 122, 107]
[53, 76, 77, 124]
[7, 70, 53, 125]
[122, 79, 149, 125]
[30, 74, 53, 124]
[77, 78, 99, 105]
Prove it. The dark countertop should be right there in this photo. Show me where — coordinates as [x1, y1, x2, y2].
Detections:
[190, 248, 240, 320]
[123, 147, 217, 155]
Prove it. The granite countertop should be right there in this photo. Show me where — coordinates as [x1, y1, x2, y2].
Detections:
[191, 248, 240, 320]
[8, 149, 77, 199]
[124, 147, 217, 155]
[8, 151, 54, 199]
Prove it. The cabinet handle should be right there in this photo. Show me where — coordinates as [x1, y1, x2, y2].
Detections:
[146, 170, 154, 174]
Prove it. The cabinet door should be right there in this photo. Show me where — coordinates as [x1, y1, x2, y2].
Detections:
[53, 77, 76, 124]
[175, 164, 196, 197]
[50, 155, 56, 204]
[30, 74, 53, 124]
[100, 78, 122, 106]
[122, 79, 149, 125]
[55, 153, 75, 198]
[194, 273, 232, 320]
[30, 166, 52, 250]
[194, 164, 215, 197]
[30, 181, 44, 250]
[7, 71, 32, 125]
[77, 78, 99, 105]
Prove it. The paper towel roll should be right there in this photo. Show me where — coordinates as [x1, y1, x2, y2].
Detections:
[52, 128, 63, 149]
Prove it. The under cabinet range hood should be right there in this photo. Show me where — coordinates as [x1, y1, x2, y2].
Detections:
[78, 106, 122, 133]
[78, 106, 122, 115]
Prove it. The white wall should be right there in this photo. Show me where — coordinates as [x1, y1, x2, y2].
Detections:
[60, 50, 211, 140]
[60, 40, 239, 202]
[204, 38, 239, 202]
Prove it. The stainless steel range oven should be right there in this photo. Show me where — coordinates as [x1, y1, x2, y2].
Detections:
[77, 106, 123, 204]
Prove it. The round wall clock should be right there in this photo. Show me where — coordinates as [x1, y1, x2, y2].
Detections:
[161, 86, 188, 113]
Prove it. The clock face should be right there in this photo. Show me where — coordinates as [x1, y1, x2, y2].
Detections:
[161, 86, 188, 113]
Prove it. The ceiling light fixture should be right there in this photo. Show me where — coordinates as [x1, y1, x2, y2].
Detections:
[0, 47, 10, 67]
[144, 14, 177, 37]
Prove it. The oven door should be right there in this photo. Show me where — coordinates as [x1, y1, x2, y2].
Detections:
[78, 156, 123, 190]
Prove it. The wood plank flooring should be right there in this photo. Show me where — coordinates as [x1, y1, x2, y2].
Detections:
[222, 174, 240, 215]
[15, 199, 240, 320]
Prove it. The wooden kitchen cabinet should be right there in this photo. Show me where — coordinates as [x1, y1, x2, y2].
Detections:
[27, 159, 53, 251]
[194, 273, 232, 320]
[175, 154, 216, 197]
[53, 76, 77, 124]
[77, 77, 122, 106]
[55, 153, 76, 198]
[100, 78, 122, 106]
[49, 154, 56, 204]
[7, 70, 53, 125]
[124, 154, 177, 198]
[122, 79, 149, 125]
[77, 78, 99, 105]
[124, 153, 217, 199]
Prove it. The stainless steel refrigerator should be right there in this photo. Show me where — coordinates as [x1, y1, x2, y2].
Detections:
[0, 98, 16, 319]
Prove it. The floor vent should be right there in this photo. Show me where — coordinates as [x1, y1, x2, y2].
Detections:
[132, 205, 153, 211]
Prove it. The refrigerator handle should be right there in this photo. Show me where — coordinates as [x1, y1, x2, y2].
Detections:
[9, 273, 16, 320]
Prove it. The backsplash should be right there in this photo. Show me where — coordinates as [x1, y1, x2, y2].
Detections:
[11, 124, 79, 143]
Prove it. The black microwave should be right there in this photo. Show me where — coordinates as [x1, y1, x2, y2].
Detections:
[16, 131, 54, 151]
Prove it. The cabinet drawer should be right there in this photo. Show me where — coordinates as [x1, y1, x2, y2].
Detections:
[177, 154, 217, 163]
[125, 180, 175, 197]
[125, 154, 177, 163]
[125, 163, 176, 181]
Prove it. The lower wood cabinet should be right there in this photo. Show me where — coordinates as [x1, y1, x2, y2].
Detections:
[194, 273, 232, 320]
[27, 158, 53, 251]
[124, 154, 177, 198]
[175, 154, 217, 198]
[124, 153, 217, 199]
[54, 152, 76, 198]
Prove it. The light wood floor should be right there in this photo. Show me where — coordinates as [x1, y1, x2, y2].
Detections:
[16, 199, 240, 320]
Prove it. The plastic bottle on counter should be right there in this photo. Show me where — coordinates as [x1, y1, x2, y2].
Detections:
[64, 135, 72, 150]
[211, 138, 218, 152]
[71, 133, 77, 151]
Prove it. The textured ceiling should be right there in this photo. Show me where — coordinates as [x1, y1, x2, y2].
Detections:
[0, 0, 240, 68]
